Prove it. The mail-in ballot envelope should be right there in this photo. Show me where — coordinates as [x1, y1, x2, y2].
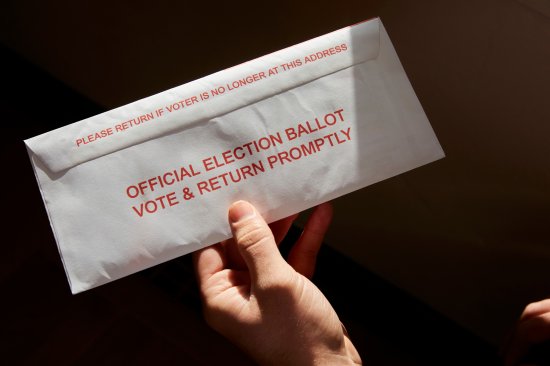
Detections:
[26, 18, 444, 293]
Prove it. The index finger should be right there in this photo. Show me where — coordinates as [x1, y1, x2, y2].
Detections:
[193, 243, 226, 285]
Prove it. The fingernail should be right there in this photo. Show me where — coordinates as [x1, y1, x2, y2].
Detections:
[229, 200, 256, 223]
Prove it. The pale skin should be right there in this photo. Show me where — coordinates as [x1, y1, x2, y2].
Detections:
[193, 200, 361, 365]
[193, 200, 549, 365]
[502, 298, 550, 365]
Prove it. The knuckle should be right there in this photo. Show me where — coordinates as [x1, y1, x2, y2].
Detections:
[237, 222, 272, 249]
[242, 236, 274, 265]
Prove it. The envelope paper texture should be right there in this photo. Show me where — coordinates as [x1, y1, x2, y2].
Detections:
[26, 18, 444, 293]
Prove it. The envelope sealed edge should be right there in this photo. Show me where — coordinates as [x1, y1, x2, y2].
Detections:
[25, 18, 381, 174]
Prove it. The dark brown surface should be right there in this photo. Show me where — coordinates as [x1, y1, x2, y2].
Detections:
[1, 0, 549, 363]
[2, 0, 549, 344]
[0, 47, 501, 365]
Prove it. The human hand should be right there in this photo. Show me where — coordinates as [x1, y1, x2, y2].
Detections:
[502, 299, 550, 366]
[193, 200, 361, 365]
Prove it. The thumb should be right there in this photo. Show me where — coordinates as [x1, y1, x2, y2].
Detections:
[228, 201, 289, 287]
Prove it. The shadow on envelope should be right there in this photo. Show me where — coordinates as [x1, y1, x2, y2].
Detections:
[1, 40, 498, 365]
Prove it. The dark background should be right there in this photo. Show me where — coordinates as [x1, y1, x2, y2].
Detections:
[1, 0, 550, 364]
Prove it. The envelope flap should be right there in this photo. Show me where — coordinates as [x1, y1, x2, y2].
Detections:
[25, 18, 380, 173]
[25, 18, 381, 173]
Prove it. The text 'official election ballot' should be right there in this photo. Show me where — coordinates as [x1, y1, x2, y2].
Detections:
[25, 18, 444, 293]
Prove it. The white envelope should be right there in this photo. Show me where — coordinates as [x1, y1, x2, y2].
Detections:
[26, 18, 444, 294]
